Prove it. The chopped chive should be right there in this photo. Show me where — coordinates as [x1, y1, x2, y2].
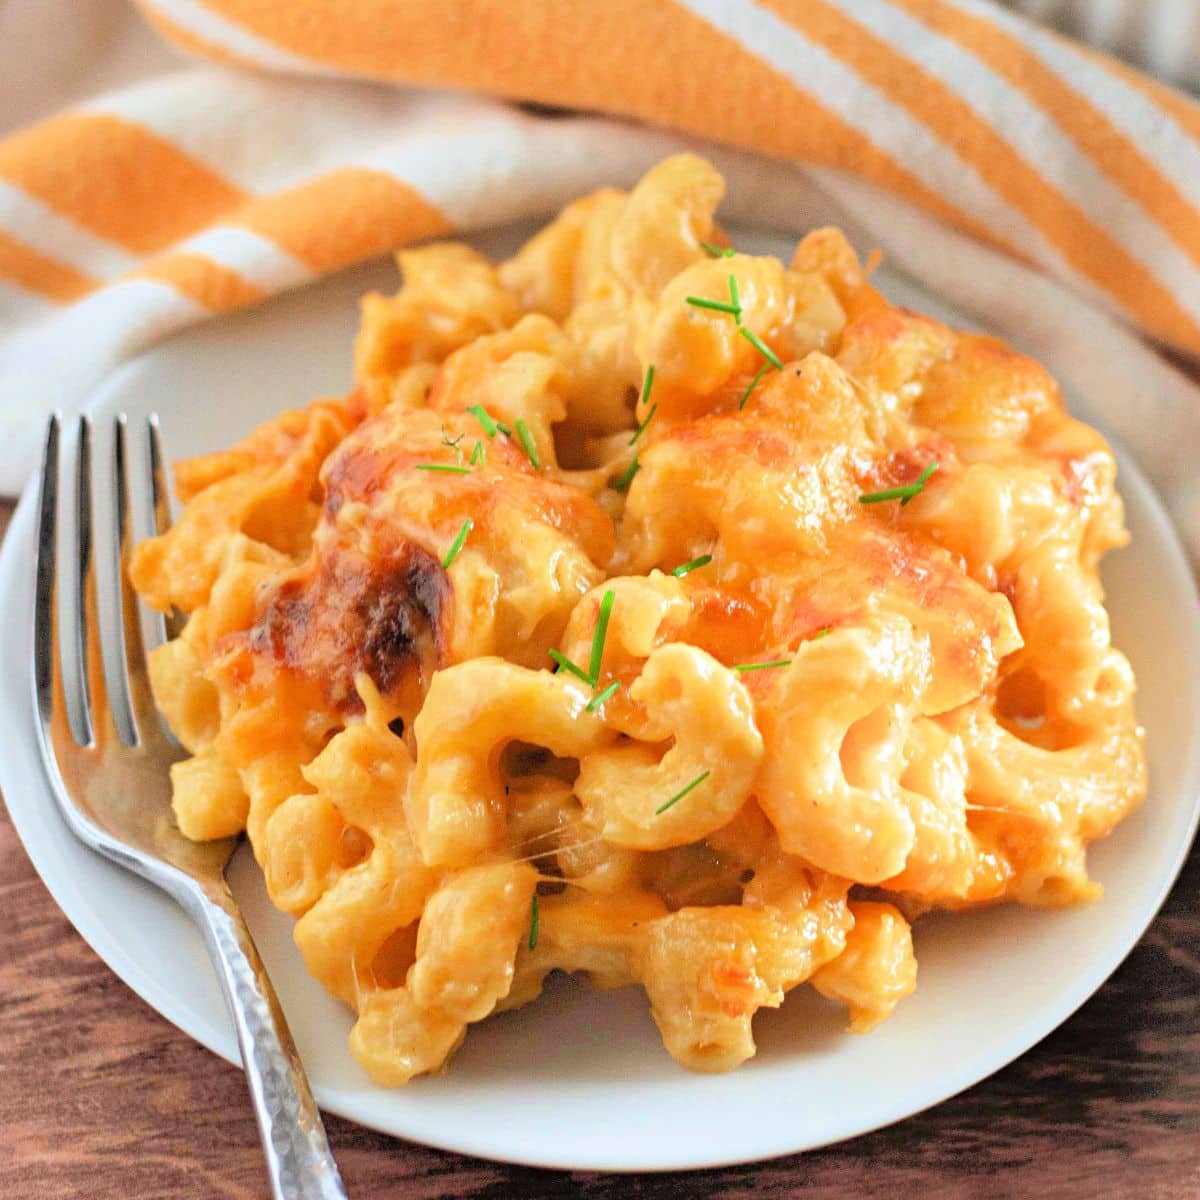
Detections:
[548, 649, 593, 685]
[613, 455, 640, 492]
[588, 590, 615, 685]
[671, 554, 712, 578]
[738, 325, 783, 370]
[514, 418, 541, 469]
[630, 403, 657, 447]
[629, 366, 657, 446]
[641, 364, 656, 406]
[469, 439, 486, 466]
[528, 894, 540, 951]
[497, 420, 513, 437]
[467, 404, 499, 438]
[416, 463, 471, 474]
[739, 362, 771, 411]
[733, 659, 793, 673]
[700, 240, 735, 258]
[859, 461, 939, 506]
[686, 296, 741, 315]
[441, 518, 473, 568]
[655, 770, 712, 816]
[900, 460, 939, 505]
[812, 627, 831, 640]
[585, 680, 621, 713]
[728, 274, 741, 316]
[859, 484, 914, 504]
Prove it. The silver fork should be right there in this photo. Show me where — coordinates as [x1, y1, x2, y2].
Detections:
[32, 413, 348, 1200]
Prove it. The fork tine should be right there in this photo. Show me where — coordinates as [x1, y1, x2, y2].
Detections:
[33, 415, 60, 731]
[71, 416, 96, 747]
[74, 415, 126, 752]
[146, 414, 184, 643]
[109, 414, 157, 747]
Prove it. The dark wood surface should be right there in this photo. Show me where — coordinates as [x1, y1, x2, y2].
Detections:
[2, 495, 1197, 1199]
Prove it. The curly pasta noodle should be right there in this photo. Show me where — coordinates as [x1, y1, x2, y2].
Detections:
[130, 154, 1145, 1082]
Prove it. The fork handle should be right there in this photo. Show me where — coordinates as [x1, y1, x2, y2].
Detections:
[186, 883, 348, 1200]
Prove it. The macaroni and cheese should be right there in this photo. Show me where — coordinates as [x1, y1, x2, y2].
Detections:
[130, 155, 1145, 1082]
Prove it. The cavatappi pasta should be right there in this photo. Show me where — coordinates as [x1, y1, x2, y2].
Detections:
[130, 155, 1145, 1082]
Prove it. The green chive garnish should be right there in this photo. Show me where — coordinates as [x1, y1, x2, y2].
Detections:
[467, 404, 499, 438]
[686, 296, 741, 316]
[733, 659, 792, 673]
[528, 894, 540, 950]
[469, 439, 485, 466]
[738, 326, 783, 370]
[671, 554, 712, 577]
[900, 460, 939, 505]
[441, 518, 473, 568]
[728, 274, 741, 315]
[613, 456, 640, 492]
[700, 241, 735, 258]
[630, 366, 657, 445]
[548, 649, 593, 685]
[630, 404, 657, 447]
[859, 461, 939, 506]
[514, 418, 541, 469]
[585, 680, 621, 713]
[812, 627, 831, 640]
[416, 464, 471, 475]
[739, 362, 771, 410]
[588, 589, 615, 685]
[656, 770, 712, 816]
[641, 364, 656, 406]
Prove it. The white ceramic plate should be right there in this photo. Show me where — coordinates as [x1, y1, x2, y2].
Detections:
[2, 225, 1199, 1173]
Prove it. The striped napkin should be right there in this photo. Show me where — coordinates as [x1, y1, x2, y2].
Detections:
[2, 0, 1199, 557]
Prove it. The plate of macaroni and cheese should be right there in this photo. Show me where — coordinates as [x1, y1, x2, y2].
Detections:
[3, 157, 1199, 1170]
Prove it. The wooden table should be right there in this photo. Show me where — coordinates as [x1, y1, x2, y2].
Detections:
[2, 496, 1197, 1200]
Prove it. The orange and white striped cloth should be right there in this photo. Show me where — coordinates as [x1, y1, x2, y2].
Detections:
[3, 0, 1199, 554]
